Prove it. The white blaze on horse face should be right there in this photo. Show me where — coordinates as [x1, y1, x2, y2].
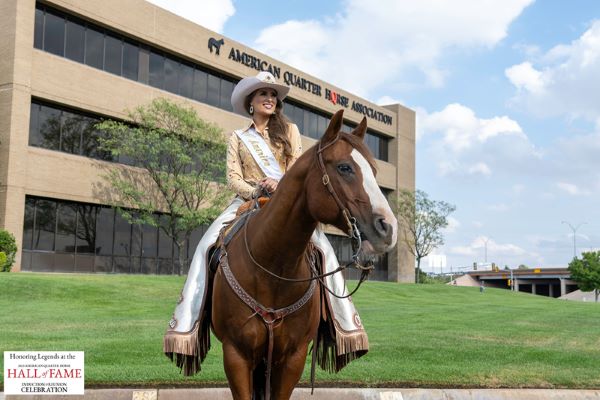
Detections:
[350, 149, 398, 250]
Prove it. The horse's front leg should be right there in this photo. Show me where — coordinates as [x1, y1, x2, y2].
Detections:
[269, 342, 310, 400]
[222, 342, 254, 400]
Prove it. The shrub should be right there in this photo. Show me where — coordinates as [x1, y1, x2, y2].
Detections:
[0, 229, 17, 272]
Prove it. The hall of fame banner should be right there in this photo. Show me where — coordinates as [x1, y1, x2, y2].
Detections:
[4, 351, 84, 395]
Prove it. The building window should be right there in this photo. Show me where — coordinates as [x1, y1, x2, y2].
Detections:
[30, 100, 107, 160]
[164, 57, 179, 93]
[55, 203, 77, 252]
[84, 26, 104, 69]
[283, 99, 390, 161]
[33, 2, 391, 161]
[65, 18, 85, 63]
[104, 34, 123, 76]
[43, 11, 65, 56]
[22, 196, 208, 274]
[122, 41, 139, 81]
[178, 62, 194, 99]
[32, 199, 56, 251]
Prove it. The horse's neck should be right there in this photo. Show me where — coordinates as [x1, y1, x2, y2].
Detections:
[248, 158, 316, 274]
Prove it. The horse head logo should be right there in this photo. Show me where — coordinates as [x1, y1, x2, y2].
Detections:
[208, 37, 225, 55]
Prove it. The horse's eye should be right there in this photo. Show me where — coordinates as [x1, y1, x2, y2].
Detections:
[337, 163, 353, 175]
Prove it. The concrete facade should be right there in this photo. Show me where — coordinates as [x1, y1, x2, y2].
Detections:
[0, 0, 415, 281]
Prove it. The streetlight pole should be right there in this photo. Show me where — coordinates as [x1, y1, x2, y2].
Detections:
[562, 221, 587, 258]
[482, 237, 490, 263]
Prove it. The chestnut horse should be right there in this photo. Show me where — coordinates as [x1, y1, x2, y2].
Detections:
[211, 109, 398, 400]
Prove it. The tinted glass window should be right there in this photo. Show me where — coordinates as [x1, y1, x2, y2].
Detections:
[192, 68, 207, 102]
[158, 217, 172, 259]
[207, 74, 220, 107]
[142, 223, 157, 258]
[137, 47, 150, 84]
[122, 41, 139, 81]
[34, 8, 44, 49]
[380, 139, 388, 161]
[104, 34, 122, 75]
[294, 106, 305, 133]
[113, 212, 131, 256]
[33, 200, 56, 251]
[35, 105, 61, 150]
[85, 27, 104, 69]
[95, 207, 114, 255]
[80, 116, 97, 157]
[23, 198, 36, 250]
[317, 115, 328, 138]
[43, 11, 65, 56]
[283, 102, 294, 123]
[307, 113, 318, 139]
[60, 111, 82, 154]
[131, 221, 142, 257]
[29, 103, 40, 145]
[177, 63, 193, 98]
[164, 58, 179, 94]
[220, 79, 234, 111]
[65, 19, 85, 63]
[76, 204, 96, 254]
[56, 203, 77, 252]
[149, 51, 164, 89]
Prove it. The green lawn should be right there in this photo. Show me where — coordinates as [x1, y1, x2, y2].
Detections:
[1, 273, 599, 389]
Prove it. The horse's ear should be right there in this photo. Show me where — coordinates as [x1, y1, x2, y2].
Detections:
[352, 117, 367, 140]
[321, 109, 344, 146]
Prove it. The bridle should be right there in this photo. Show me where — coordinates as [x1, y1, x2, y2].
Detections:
[219, 132, 374, 399]
[316, 132, 363, 256]
[241, 132, 374, 296]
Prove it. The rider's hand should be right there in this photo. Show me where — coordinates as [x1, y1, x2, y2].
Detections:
[259, 178, 278, 194]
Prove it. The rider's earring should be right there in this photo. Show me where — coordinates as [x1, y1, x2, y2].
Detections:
[249, 105, 254, 114]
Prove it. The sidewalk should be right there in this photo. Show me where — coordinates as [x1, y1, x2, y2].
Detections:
[3, 388, 600, 400]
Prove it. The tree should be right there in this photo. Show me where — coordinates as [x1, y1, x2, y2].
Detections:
[0, 229, 17, 272]
[96, 98, 231, 275]
[394, 189, 456, 283]
[568, 251, 600, 302]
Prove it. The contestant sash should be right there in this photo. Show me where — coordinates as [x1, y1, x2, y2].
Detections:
[235, 128, 283, 180]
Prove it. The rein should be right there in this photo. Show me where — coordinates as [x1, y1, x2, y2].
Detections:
[217, 245, 316, 400]
[220, 133, 375, 398]
[239, 133, 375, 291]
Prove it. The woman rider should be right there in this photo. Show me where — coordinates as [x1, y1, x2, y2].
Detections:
[164, 71, 367, 375]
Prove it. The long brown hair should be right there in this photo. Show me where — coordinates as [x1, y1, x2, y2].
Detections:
[245, 91, 292, 161]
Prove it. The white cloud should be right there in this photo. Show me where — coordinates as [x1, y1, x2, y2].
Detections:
[467, 162, 492, 176]
[376, 95, 405, 106]
[146, 0, 235, 33]
[450, 236, 528, 259]
[253, 0, 533, 97]
[506, 20, 600, 120]
[556, 182, 591, 196]
[418, 103, 534, 178]
[505, 62, 545, 93]
[419, 103, 525, 153]
[488, 203, 509, 212]
[444, 216, 461, 234]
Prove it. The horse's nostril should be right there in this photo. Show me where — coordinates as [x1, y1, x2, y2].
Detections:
[374, 216, 391, 237]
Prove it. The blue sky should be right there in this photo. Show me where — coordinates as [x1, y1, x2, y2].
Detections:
[148, 0, 600, 271]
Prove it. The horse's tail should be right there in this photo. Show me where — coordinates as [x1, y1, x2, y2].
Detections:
[252, 360, 267, 400]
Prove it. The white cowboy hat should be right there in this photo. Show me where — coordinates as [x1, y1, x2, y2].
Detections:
[231, 71, 290, 118]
